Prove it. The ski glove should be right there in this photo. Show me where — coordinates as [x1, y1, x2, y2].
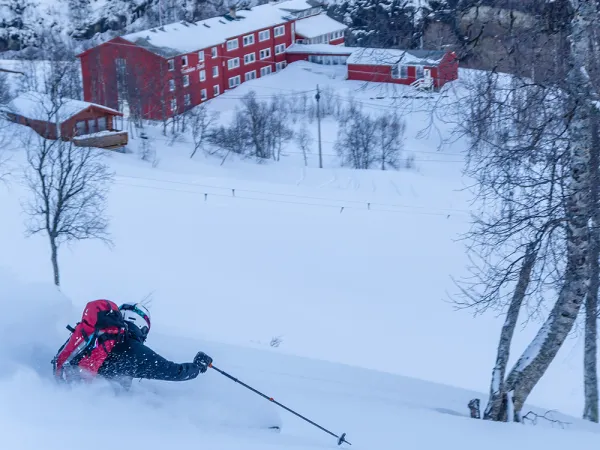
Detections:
[194, 351, 213, 373]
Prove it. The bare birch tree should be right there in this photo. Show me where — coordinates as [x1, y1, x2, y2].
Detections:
[375, 113, 406, 170]
[295, 124, 313, 167]
[189, 104, 219, 159]
[24, 135, 113, 286]
[21, 55, 113, 286]
[456, 0, 598, 422]
[584, 107, 600, 422]
[500, 0, 596, 420]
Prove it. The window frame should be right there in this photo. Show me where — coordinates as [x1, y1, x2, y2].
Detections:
[168, 79, 176, 91]
[260, 65, 272, 76]
[211, 47, 218, 58]
[243, 34, 255, 46]
[226, 39, 239, 51]
[258, 29, 270, 42]
[275, 43, 286, 55]
[212, 66, 219, 78]
[228, 75, 241, 88]
[200, 69, 206, 82]
[199, 50, 205, 62]
[201, 88, 207, 101]
[214, 85, 220, 96]
[168, 59, 175, 71]
[245, 70, 257, 81]
[274, 25, 285, 37]
[227, 57, 240, 70]
[244, 52, 256, 65]
[259, 48, 271, 60]
[184, 93, 191, 107]
[183, 74, 190, 87]
[182, 55, 188, 67]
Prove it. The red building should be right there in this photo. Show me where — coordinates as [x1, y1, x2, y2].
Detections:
[346, 49, 458, 90]
[78, 0, 347, 120]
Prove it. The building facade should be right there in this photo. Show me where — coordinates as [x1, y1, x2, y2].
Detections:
[78, 0, 347, 120]
[346, 49, 459, 89]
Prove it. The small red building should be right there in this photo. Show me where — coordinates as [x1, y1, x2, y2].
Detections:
[347, 48, 458, 89]
[3, 92, 127, 149]
[78, 0, 347, 120]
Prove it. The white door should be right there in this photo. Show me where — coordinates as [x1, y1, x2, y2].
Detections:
[424, 68, 431, 79]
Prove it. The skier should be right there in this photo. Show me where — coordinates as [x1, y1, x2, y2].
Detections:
[100, 302, 213, 388]
[53, 300, 213, 388]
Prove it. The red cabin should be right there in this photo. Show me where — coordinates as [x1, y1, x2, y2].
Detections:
[2, 91, 127, 149]
[347, 48, 458, 89]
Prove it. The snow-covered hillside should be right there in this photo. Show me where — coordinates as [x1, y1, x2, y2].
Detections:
[1, 259, 600, 449]
[0, 59, 598, 448]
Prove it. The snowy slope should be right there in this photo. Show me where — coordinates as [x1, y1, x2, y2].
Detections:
[1, 271, 600, 450]
[0, 59, 596, 449]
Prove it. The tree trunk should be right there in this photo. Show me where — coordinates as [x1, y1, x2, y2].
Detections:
[484, 242, 537, 421]
[502, 0, 593, 420]
[584, 107, 599, 423]
[50, 235, 60, 287]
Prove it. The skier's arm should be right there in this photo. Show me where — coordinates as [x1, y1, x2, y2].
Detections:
[110, 340, 200, 381]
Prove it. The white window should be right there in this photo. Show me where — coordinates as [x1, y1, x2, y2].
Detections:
[183, 74, 190, 87]
[199, 50, 205, 62]
[416, 65, 424, 78]
[170, 98, 177, 111]
[168, 59, 175, 71]
[274, 25, 285, 37]
[258, 29, 270, 41]
[259, 48, 271, 60]
[169, 79, 175, 91]
[243, 34, 255, 46]
[228, 75, 241, 88]
[260, 65, 272, 76]
[245, 70, 256, 81]
[201, 89, 207, 101]
[392, 65, 409, 79]
[244, 53, 256, 65]
[200, 70, 206, 82]
[275, 43, 286, 55]
[214, 85, 220, 96]
[184, 93, 191, 106]
[276, 61, 286, 72]
[211, 47, 218, 58]
[212, 66, 219, 77]
[227, 57, 240, 70]
[226, 39, 239, 51]
[182, 55, 188, 66]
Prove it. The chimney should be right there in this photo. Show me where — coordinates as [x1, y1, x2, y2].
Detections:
[229, 6, 236, 18]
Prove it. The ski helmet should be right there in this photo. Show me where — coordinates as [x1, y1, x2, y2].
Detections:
[120, 303, 151, 342]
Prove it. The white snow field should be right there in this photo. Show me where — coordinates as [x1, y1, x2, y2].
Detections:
[0, 61, 599, 448]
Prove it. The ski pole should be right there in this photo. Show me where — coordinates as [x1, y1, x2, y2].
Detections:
[209, 364, 351, 446]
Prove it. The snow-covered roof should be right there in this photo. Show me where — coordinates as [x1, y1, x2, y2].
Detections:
[347, 48, 448, 67]
[285, 43, 355, 55]
[277, 0, 323, 11]
[121, 1, 340, 58]
[294, 13, 347, 38]
[3, 92, 122, 123]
